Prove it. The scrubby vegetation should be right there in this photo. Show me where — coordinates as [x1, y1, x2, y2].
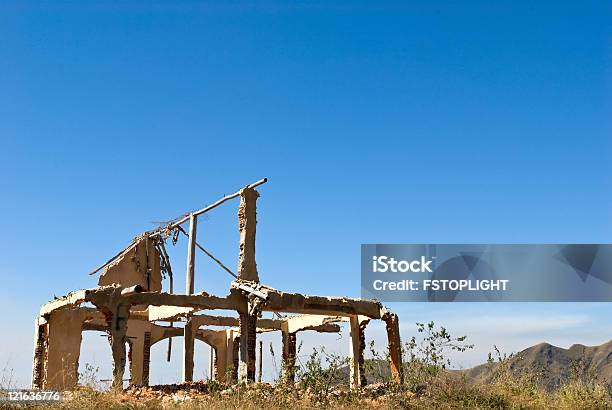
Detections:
[5, 323, 611, 409]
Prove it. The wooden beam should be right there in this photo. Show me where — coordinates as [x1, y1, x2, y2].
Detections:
[185, 214, 197, 295]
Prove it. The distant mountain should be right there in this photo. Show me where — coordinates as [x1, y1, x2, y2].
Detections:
[334, 340, 612, 390]
[462, 340, 612, 390]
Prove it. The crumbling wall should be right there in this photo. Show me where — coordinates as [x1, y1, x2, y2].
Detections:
[98, 236, 162, 292]
[44, 309, 84, 390]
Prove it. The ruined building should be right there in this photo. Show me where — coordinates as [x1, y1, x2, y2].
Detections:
[32, 179, 403, 390]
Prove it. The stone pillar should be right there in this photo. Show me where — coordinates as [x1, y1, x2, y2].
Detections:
[32, 318, 47, 389]
[237, 187, 259, 282]
[44, 309, 84, 390]
[383, 313, 404, 384]
[182, 318, 195, 382]
[238, 312, 257, 382]
[281, 330, 297, 383]
[349, 316, 368, 388]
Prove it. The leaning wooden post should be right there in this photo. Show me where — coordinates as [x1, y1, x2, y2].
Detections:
[185, 213, 198, 295]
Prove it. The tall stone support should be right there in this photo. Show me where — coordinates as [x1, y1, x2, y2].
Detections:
[32, 318, 47, 389]
[238, 312, 258, 382]
[281, 329, 297, 383]
[349, 316, 368, 389]
[383, 313, 404, 384]
[237, 188, 259, 282]
[182, 318, 195, 382]
[44, 309, 84, 390]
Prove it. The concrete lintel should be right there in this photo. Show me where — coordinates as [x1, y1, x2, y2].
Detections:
[148, 306, 196, 321]
[126, 292, 241, 311]
[39, 289, 89, 316]
[255, 286, 385, 318]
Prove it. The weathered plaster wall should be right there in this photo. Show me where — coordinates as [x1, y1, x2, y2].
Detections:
[98, 236, 162, 292]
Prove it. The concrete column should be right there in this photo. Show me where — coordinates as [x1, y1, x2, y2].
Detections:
[209, 346, 215, 380]
[238, 312, 257, 382]
[142, 331, 151, 386]
[237, 187, 259, 282]
[109, 303, 130, 389]
[383, 313, 404, 384]
[44, 309, 84, 390]
[223, 330, 236, 383]
[205, 330, 233, 383]
[32, 318, 47, 389]
[182, 318, 195, 382]
[231, 336, 240, 383]
[127, 325, 152, 387]
[281, 330, 297, 383]
[349, 316, 368, 388]
[257, 340, 263, 383]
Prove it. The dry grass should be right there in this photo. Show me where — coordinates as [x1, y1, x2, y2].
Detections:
[8, 323, 611, 409]
[12, 370, 609, 410]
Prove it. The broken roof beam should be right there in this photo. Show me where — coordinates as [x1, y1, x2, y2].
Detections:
[43, 286, 238, 316]
[230, 281, 386, 319]
[152, 178, 268, 238]
[284, 314, 344, 334]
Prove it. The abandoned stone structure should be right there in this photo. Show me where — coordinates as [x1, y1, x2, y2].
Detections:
[32, 179, 403, 390]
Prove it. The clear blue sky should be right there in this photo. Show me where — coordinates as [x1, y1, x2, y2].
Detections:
[0, 1, 610, 387]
